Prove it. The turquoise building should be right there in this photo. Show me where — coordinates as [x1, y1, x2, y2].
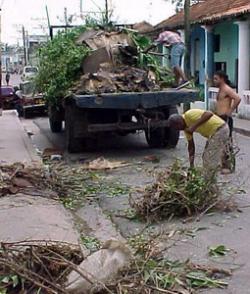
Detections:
[189, 21, 239, 87]
[154, 0, 250, 115]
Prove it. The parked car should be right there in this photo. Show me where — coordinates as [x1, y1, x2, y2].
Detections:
[19, 81, 46, 118]
[0, 86, 15, 109]
[21, 66, 38, 81]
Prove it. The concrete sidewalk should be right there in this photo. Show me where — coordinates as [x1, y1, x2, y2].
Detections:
[0, 110, 40, 164]
[234, 116, 250, 137]
[0, 111, 79, 244]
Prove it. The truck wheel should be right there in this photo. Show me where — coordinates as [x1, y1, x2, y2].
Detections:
[48, 106, 63, 133]
[49, 118, 62, 133]
[145, 127, 167, 148]
[23, 109, 30, 119]
[145, 106, 180, 148]
[164, 127, 179, 148]
[65, 106, 83, 153]
[164, 106, 180, 148]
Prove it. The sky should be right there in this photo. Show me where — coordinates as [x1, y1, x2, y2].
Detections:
[1, 0, 175, 44]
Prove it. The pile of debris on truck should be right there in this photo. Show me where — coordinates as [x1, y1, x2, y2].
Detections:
[71, 28, 172, 95]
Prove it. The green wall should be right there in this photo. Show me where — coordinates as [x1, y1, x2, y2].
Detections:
[214, 22, 238, 85]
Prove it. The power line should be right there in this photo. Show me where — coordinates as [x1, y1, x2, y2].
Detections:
[88, 0, 102, 11]
[0, 0, 5, 8]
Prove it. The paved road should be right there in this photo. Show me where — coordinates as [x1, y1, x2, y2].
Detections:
[23, 116, 250, 293]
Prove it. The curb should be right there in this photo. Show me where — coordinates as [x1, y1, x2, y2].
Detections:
[13, 111, 42, 164]
[234, 127, 250, 137]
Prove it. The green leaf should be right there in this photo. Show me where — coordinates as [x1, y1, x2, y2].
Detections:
[208, 245, 230, 257]
[11, 275, 19, 288]
[1, 276, 10, 284]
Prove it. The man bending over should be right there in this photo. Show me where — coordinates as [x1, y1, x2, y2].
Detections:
[168, 109, 229, 177]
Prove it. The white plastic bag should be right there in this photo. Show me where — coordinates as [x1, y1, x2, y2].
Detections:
[66, 240, 132, 293]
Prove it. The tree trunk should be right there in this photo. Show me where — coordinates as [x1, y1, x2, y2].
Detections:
[105, 0, 109, 24]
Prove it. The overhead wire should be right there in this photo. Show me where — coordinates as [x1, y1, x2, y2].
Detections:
[0, 0, 5, 8]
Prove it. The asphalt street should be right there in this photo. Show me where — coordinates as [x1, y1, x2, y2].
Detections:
[21, 115, 250, 294]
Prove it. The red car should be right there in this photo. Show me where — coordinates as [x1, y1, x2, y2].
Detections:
[0, 86, 15, 109]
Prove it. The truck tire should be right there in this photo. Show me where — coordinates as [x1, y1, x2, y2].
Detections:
[49, 118, 62, 133]
[65, 106, 83, 153]
[164, 126, 179, 148]
[48, 106, 63, 133]
[23, 109, 30, 119]
[145, 127, 167, 148]
[145, 106, 179, 148]
[164, 106, 180, 148]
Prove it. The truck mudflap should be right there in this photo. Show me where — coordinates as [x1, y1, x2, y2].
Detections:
[72, 89, 199, 110]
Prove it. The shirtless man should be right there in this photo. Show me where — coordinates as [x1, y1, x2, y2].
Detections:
[213, 71, 241, 137]
[213, 71, 241, 172]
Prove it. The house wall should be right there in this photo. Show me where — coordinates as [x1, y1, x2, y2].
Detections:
[213, 22, 239, 86]
[190, 26, 205, 84]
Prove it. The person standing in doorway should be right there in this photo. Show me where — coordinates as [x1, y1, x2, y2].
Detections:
[213, 71, 241, 173]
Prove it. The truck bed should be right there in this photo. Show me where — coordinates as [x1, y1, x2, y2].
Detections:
[72, 89, 198, 110]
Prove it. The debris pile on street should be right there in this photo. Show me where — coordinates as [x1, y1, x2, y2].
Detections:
[0, 163, 50, 197]
[130, 161, 219, 220]
[66, 240, 132, 293]
[0, 241, 83, 293]
[105, 234, 230, 293]
[48, 163, 102, 208]
[83, 157, 129, 170]
[0, 237, 231, 294]
[0, 161, 130, 209]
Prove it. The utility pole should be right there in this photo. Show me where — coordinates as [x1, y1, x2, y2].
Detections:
[46, 5, 54, 40]
[80, 0, 83, 18]
[184, 0, 191, 78]
[25, 30, 29, 65]
[22, 26, 27, 66]
[0, 8, 2, 113]
[45, 5, 51, 29]
[105, 0, 109, 24]
[64, 7, 68, 26]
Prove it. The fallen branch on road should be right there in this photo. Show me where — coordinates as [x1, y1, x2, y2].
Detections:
[0, 240, 84, 293]
[104, 234, 230, 294]
[130, 161, 219, 221]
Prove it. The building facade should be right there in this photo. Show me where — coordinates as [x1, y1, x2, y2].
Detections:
[155, 0, 250, 118]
